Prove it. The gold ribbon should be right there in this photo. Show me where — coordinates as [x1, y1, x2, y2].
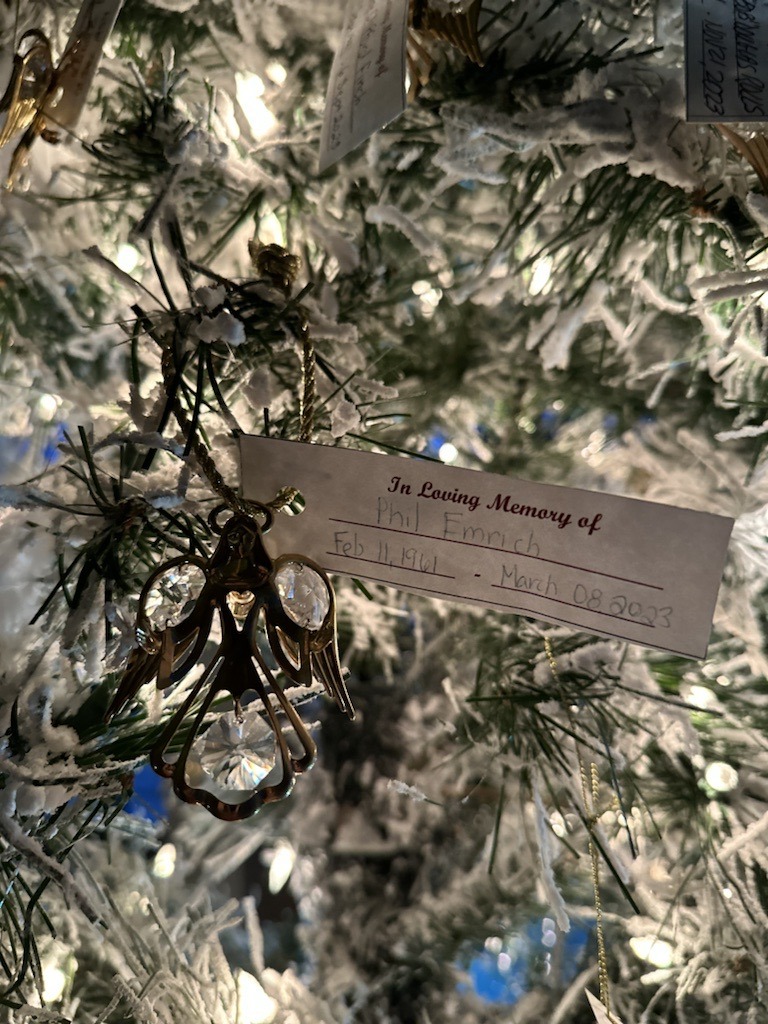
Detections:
[544, 637, 615, 1021]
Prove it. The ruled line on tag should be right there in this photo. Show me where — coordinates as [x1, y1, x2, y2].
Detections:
[239, 436, 734, 660]
[326, 515, 665, 590]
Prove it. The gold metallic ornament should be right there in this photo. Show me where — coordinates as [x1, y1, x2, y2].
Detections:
[106, 505, 353, 821]
[248, 241, 303, 295]
[0, 0, 123, 188]
[411, 0, 485, 66]
[717, 125, 768, 195]
[0, 30, 58, 187]
[407, 0, 485, 93]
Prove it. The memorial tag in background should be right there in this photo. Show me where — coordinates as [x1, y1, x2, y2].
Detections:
[685, 0, 768, 121]
[46, 0, 124, 130]
[586, 991, 625, 1024]
[240, 437, 734, 660]
[319, 0, 409, 171]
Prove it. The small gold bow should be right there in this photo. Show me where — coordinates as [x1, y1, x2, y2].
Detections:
[248, 241, 302, 296]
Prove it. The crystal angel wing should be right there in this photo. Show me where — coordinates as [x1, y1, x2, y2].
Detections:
[105, 507, 354, 821]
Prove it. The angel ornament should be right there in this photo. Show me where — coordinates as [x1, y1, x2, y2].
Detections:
[106, 503, 354, 821]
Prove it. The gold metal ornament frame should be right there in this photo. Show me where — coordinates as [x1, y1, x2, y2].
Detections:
[0, 30, 61, 188]
[106, 505, 354, 821]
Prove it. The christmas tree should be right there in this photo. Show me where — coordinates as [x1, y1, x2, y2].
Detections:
[1, 1, 768, 1021]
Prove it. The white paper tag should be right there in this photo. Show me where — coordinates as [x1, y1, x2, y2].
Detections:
[45, 0, 124, 131]
[318, 0, 409, 171]
[586, 991, 625, 1024]
[685, 0, 768, 121]
[239, 437, 734, 660]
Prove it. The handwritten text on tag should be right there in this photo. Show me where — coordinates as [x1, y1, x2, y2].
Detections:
[239, 438, 733, 660]
[319, 0, 409, 171]
[685, 0, 768, 121]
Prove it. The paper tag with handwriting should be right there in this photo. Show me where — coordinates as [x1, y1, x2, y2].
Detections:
[239, 437, 733, 660]
[586, 991, 625, 1024]
[685, 0, 768, 120]
[319, 0, 409, 171]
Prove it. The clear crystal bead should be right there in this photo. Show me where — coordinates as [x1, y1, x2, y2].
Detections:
[274, 561, 330, 629]
[188, 709, 277, 794]
[144, 564, 206, 631]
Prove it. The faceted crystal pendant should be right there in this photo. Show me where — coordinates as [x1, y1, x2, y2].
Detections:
[144, 564, 206, 632]
[186, 708, 278, 796]
[274, 562, 330, 629]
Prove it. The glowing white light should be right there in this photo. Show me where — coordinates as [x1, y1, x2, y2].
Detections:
[268, 842, 296, 894]
[723, 887, 733, 899]
[152, 842, 176, 878]
[529, 258, 552, 296]
[640, 968, 674, 986]
[688, 685, 716, 710]
[238, 70, 265, 99]
[115, 243, 140, 274]
[36, 393, 59, 420]
[549, 811, 566, 837]
[438, 442, 458, 464]
[42, 964, 67, 1003]
[236, 971, 278, 1024]
[552, 399, 565, 411]
[259, 210, 285, 247]
[630, 936, 674, 968]
[265, 61, 287, 86]
[497, 952, 512, 972]
[420, 288, 442, 311]
[236, 73, 278, 139]
[705, 761, 739, 793]
[484, 936, 503, 954]
[716, 674, 732, 687]
[412, 279, 442, 313]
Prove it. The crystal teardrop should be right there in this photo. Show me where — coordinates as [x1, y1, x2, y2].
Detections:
[144, 564, 206, 632]
[274, 562, 330, 629]
[187, 709, 278, 795]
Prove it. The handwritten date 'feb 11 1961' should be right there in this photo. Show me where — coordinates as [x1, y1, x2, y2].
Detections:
[239, 437, 734, 660]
